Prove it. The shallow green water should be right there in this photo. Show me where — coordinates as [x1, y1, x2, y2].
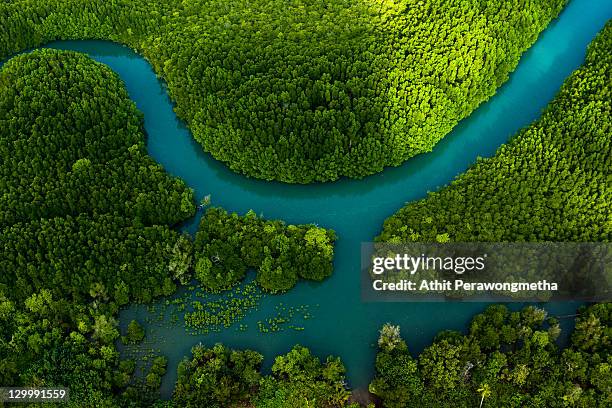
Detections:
[38, 0, 612, 397]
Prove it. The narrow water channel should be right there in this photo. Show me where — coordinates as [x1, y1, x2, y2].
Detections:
[38, 0, 612, 396]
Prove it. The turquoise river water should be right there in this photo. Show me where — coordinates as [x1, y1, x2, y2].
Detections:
[35, 0, 611, 397]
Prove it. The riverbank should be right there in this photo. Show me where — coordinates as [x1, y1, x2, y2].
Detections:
[35, 0, 612, 397]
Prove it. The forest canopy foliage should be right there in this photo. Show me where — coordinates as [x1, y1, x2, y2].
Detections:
[0, 50, 196, 405]
[370, 303, 612, 407]
[173, 343, 353, 408]
[1, 2, 609, 407]
[0, 50, 196, 303]
[194, 207, 336, 293]
[0, 0, 567, 182]
[378, 20, 612, 243]
[0, 49, 195, 227]
[0, 48, 339, 406]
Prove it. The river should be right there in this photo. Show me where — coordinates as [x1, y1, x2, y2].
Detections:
[37, 0, 612, 397]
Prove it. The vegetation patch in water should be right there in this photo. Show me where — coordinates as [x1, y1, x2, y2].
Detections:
[184, 281, 264, 334]
[257, 303, 314, 333]
[194, 207, 336, 293]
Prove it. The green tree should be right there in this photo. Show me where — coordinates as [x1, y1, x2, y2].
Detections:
[125, 320, 145, 344]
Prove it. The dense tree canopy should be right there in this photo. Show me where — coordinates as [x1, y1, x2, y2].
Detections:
[0, 50, 196, 305]
[194, 207, 336, 293]
[173, 343, 352, 408]
[0, 49, 339, 405]
[256, 345, 352, 407]
[0, 50, 194, 227]
[0, 0, 567, 182]
[378, 21, 611, 243]
[0, 50, 195, 406]
[370, 303, 612, 407]
[2, 214, 186, 305]
[0, 3, 608, 407]
[173, 343, 263, 407]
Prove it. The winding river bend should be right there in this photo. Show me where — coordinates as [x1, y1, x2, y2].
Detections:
[35, 0, 612, 397]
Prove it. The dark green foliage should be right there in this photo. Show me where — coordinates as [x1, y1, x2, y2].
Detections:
[256, 345, 351, 407]
[173, 343, 351, 408]
[146, 356, 168, 390]
[173, 343, 263, 408]
[370, 304, 612, 408]
[570, 303, 611, 353]
[0, 2, 608, 407]
[168, 235, 195, 285]
[0, 288, 123, 406]
[0, 50, 195, 305]
[369, 325, 422, 408]
[378, 21, 611, 243]
[0, 50, 195, 227]
[1, 214, 188, 305]
[194, 207, 336, 293]
[0, 0, 567, 182]
[0, 50, 194, 406]
[125, 320, 145, 344]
